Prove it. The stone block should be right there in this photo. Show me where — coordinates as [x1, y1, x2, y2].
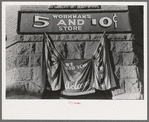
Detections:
[120, 66, 138, 79]
[112, 88, 125, 97]
[124, 79, 140, 93]
[49, 34, 56, 40]
[112, 53, 123, 65]
[119, 79, 125, 88]
[114, 65, 120, 79]
[59, 34, 69, 41]
[16, 55, 29, 67]
[110, 41, 115, 52]
[84, 42, 99, 59]
[112, 79, 125, 96]
[66, 42, 84, 59]
[107, 33, 133, 40]
[33, 67, 42, 86]
[67, 34, 77, 41]
[35, 42, 43, 53]
[6, 45, 17, 59]
[132, 82, 140, 93]
[22, 35, 43, 42]
[6, 56, 17, 71]
[91, 34, 102, 40]
[138, 67, 143, 80]
[33, 35, 43, 41]
[15, 67, 33, 81]
[125, 78, 139, 84]
[112, 92, 142, 100]
[6, 35, 20, 48]
[30, 43, 36, 54]
[54, 42, 68, 58]
[54, 34, 90, 41]
[23, 35, 32, 41]
[6, 95, 40, 99]
[19, 42, 42, 55]
[75, 34, 84, 40]
[54, 41, 64, 49]
[14, 34, 24, 42]
[124, 81, 133, 93]
[29, 55, 41, 67]
[78, 34, 90, 40]
[55, 35, 61, 41]
[6, 69, 17, 84]
[123, 53, 139, 65]
[115, 41, 133, 53]
[6, 81, 43, 98]
[83, 34, 90, 40]
[17, 43, 32, 55]
[47, 34, 132, 42]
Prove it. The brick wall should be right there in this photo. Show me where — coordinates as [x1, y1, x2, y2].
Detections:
[6, 5, 143, 99]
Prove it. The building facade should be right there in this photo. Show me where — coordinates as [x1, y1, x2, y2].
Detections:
[6, 5, 143, 99]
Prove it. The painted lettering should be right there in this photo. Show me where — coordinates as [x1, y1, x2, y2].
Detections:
[58, 26, 82, 31]
[65, 81, 83, 90]
[68, 15, 73, 19]
[77, 19, 85, 25]
[77, 15, 82, 18]
[87, 14, 91, 18]
[57, 19, 85, 26]
[113, 13, 118, 29]
[68, 19, 76, 25]
[65, 66, 75, 70]
[99, 17, 112, 28]
[76, 63, 88, 69]
[52, 15, 58, 18]
[32, 14, 118, 31]
[52, 14, 91, 19]
[57, 19, 67, 26]
[72, 15, 77, 18]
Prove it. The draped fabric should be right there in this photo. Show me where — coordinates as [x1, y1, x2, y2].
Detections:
[93, 32, 117, 90]
[42, 33, 116, 97]
[43, 33, 62, 91]
[61, 59, 95, 96]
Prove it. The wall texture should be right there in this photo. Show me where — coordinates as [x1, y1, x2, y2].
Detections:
[6, 5, 143, 99]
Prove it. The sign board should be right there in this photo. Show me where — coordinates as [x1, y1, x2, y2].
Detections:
[17, 11, 132, 34]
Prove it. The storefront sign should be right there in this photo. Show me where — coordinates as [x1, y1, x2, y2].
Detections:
[17, 11, 132, 34]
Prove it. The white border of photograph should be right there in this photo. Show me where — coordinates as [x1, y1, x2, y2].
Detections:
[2, 2, 147, 120]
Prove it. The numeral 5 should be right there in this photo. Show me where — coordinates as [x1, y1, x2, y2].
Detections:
[33, 15, 50, 28]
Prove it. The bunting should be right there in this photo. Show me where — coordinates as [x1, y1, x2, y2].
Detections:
[93, 32, 117, 90]
[42, 32, 116, 97]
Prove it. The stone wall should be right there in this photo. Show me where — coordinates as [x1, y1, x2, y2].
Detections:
[6, 5, 143, 99]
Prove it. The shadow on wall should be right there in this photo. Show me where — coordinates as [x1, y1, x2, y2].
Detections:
[128, 6, 144, 96]
[106, 37, 120, 90]
[41, 89, 113, 99]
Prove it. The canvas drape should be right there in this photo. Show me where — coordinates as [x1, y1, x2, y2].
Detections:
[42, 32, 116, 96]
